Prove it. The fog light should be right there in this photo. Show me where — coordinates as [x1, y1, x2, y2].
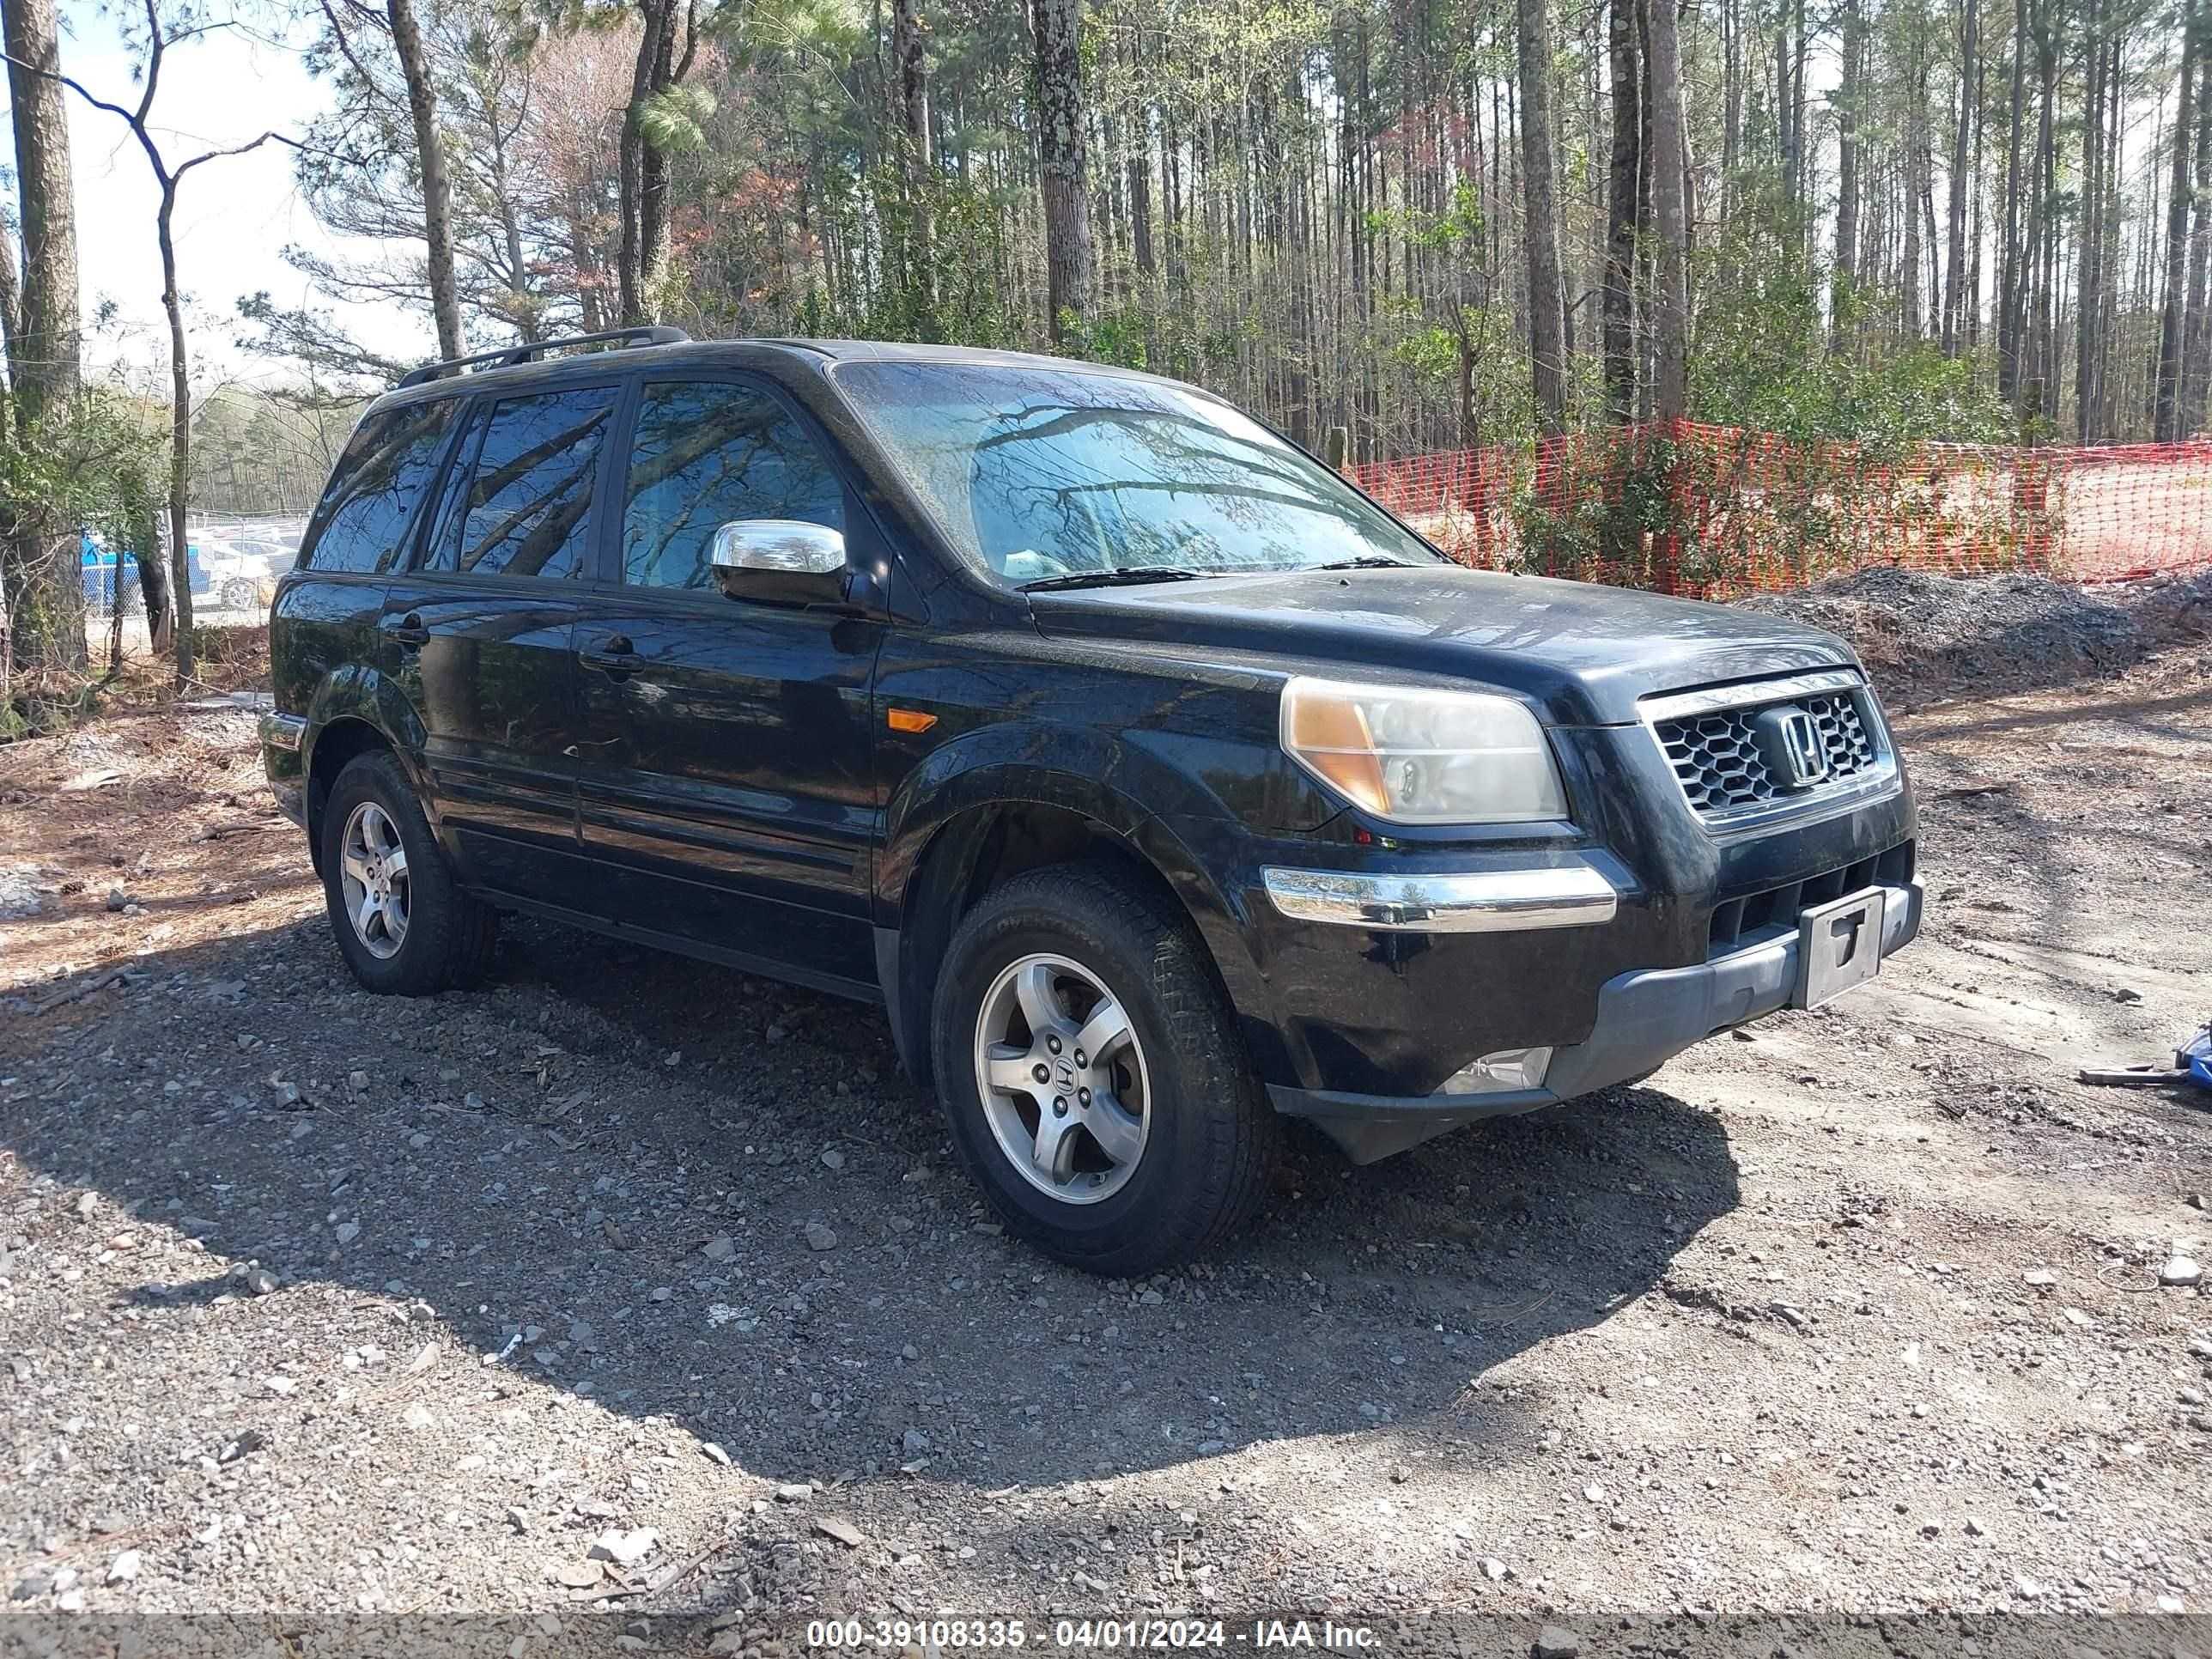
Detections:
[1436, 1047, 1553, 1095]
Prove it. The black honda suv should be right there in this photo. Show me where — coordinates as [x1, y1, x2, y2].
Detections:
[262, 329, 1920, 1273]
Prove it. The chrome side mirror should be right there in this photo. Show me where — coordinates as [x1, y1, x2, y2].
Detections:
[708, 520, 850, 606]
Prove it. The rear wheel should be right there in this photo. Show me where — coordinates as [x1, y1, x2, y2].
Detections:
[319, 750, 496, 995]
[930, 865, 1277, 1274]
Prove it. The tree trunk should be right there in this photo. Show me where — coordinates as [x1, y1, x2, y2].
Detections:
[2100, 39, 2124, 422]
[1833, 0, 1861, 349]
[2157, 3, 2197, 441]
[1942, 0, 1977, 354]
[387, 0, 461, 361]
[1455, 319, 1479, 446]
[1127, 35, 1154, 283]
[3, 0, 87, 673]
[2029, 14, 2059, 424]
[638, 9, 678, 315]
[1635, 0, 1658, 418]
[1516, 0, 1569, 434]
[617, 9, 658, 325]
[890, 0, 933, 317]
[1775, 11, 1796, 205]
[1031, 0, 1092, 343]
[1998, 0, 2028, 401]
[1604, 0, 1641, 419]
[1721, 0, 1741, 185]
[570, 193, 608, 332]
[1645, 0, 1690, 419]
[158, 182, 195, 683]
[0, 215, 20, 380]
[2079, 13, 2108, 441]
[618, 0, 684, 325]
[1902, 27, 1926, 339]
[2185, 44, 2212, 431]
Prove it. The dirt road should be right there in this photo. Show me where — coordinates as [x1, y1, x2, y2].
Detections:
[2, 640, 2208, 1649]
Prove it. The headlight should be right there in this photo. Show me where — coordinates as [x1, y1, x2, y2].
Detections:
[1279, 677, 1568, 824]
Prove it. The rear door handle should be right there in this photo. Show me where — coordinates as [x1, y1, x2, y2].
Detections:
[385, 611, 429, 647]
[579, 635, 640, 676]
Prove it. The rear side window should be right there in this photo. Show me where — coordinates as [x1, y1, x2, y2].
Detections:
[621, 381, 845, 591]
[300, 399, 458, 574]
[422, 386, 617, 580]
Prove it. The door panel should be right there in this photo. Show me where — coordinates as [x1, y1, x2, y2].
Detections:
[383, 384, 620, 900]
[573, 601, 881, 985]
[380, 580, 586, 896]
[572, 376, 881, 989]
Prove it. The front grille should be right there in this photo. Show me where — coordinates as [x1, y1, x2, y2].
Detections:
[1707, 841, 1916, 957]
[1650, 679, 1886, 819]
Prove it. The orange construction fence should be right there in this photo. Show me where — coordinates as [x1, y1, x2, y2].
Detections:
[1346, 419, 2212, 597]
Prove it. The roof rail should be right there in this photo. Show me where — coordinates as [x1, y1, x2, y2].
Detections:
[394, 325, 690, 390]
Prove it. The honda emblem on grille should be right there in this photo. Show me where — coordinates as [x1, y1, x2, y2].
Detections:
[1753, 706, 1832, 791]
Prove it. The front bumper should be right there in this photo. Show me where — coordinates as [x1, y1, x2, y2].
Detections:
[1268, 877, 1923, 1162]
[1261, 862, 1619, 932]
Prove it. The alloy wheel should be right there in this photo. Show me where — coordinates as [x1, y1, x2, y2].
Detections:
[971, 951, 1151, 1204]
[338, 800, 410, 960]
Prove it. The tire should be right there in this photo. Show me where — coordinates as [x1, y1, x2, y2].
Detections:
[222, 578, 259, 613]
[319, 750, 497, 996]
[929, 863, 1277, 1274]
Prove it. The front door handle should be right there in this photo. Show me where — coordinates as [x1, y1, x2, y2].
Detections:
[579, 635, 640, 677]
[385, 611, 429, 647]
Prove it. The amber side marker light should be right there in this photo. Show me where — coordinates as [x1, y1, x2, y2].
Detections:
[887, 708, 938, 733]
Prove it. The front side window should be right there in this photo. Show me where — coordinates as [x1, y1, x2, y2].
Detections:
[621, 381, 846, 592]
[301, 398, 457, 574]
[424, 386, 617, 579]
[833, 362, 1442, 586]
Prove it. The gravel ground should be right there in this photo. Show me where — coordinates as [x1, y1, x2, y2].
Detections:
[2, 616, 2209, 1656]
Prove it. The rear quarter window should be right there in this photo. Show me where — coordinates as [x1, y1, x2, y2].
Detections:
[299, 398, 459, 574]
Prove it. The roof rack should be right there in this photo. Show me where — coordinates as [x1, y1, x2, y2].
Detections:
[394, 325, 690, 390]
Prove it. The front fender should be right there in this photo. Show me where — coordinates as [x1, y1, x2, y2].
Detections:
[880, 724, 1282, 1074]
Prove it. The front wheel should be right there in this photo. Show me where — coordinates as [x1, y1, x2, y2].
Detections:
[930, 865, 1277, 1274]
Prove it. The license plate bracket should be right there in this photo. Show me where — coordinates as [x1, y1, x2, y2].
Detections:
[1794, 887, 1887, 1009]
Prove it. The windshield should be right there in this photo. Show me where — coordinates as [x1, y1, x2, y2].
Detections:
[833, 362, 1443, 586]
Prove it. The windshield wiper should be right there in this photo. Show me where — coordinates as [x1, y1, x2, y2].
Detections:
[1311, 556, 1427, 571]
[1019, 567, 1208, 592]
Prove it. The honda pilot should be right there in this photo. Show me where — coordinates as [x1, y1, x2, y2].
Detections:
[261, 330, 1921, 1273]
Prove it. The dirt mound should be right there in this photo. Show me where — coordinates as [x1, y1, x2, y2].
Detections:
[1738, 565, 2212, 703]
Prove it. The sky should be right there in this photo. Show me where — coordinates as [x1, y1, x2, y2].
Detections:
[17, 3, 433, 386]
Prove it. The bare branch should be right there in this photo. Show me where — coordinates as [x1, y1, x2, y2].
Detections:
[674, 0, 702, 82]
[171, 131, 292, 182]
[0, 48, 147, 131]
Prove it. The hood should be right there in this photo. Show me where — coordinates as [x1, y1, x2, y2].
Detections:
[1024, 565, 1856, 726]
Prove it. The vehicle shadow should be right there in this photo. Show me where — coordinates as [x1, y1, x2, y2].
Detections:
[0, 909, 1741, 1506]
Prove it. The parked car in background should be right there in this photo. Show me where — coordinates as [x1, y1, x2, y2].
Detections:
[262, 329, 1922, 1273]
[192, 536, 277, 613]
[81, 536, 131, 611]
[80, 537, 210, 612]
[81, 534, 278, 617]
